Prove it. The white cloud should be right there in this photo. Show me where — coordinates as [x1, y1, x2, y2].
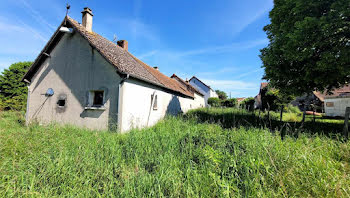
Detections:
[230, 0, 273, 35]
[235, 68, 263, 79]
[201, 79, 258, 90]
[20, 0, 56, 31]
[137, 50, 158, 59]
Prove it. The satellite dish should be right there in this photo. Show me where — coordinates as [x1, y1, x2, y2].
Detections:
[45, 88, 54, 97]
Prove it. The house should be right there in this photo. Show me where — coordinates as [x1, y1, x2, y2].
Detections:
[291, 92, 324, 112]
[22, 8, 205, 132]
[254, 82, 268, 109]
[236, 97, 246, 104]
[170, 74, 205, 110]
[188, 76, 218, 106]
[321, 85, 350, 117]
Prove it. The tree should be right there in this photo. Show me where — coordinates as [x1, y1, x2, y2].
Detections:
[240, 97, 255, 111]
[260, 0, 350, 96]
[222, 98, 237, 107]
[208, 97, 221, 107]
[215, 90, 227, 100]
[0, 62, 32, 111]
[261, 86, 294, 111]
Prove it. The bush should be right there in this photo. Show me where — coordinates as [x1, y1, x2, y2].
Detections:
[240, 97, 255, 111]
[208, 97, 221, 107]
[284, 104, 302, 114]
[0, 61, 32, 111]
[222, 98, 237, 107]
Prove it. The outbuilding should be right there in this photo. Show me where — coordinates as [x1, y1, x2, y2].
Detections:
[22, 8, 205, 132]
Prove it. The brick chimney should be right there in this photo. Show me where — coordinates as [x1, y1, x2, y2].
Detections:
[117, 40, 128, 51]
[81, 7, 93, 32]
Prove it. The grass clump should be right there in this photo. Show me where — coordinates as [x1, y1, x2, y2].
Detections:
[0, 111, 349, 197]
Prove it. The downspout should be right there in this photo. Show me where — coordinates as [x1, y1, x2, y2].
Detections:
[25, 85, 31, 125]
[117, 73, 129, 132]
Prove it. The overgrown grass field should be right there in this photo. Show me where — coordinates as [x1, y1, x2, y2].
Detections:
[0, 110, 349, 197]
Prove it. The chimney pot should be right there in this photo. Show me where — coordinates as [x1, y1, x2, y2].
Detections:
[81, 7, 93, 32]
[117, 40, 128, 51]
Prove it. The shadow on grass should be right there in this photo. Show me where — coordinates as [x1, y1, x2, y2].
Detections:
[185, 108, 346, 140]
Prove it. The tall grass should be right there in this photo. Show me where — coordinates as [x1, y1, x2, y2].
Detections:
[0, 111, 349, 197]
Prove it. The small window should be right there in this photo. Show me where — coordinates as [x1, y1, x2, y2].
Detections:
[92, 91, 104, 106]
[57, 99, 66, 107]
[153, 95, 158, 110]
[326, 102, 334, 107]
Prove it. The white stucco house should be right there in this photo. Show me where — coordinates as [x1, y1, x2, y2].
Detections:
[189, 76, 218, 106]
[22, 7, 205, 132]
[323, 85, 350, 117]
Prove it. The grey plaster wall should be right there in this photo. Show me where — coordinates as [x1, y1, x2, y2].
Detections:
[27, 32, 121, 130]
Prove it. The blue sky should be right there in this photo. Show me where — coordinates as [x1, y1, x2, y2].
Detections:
[0, 0, 272, 97]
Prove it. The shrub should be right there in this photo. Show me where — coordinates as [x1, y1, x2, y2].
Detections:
[222, 98, 237, 107]
[208, 97, 221, 107]
[240, 97, 255, 111]
[284, 104, 302, 114]
[0, 61, 32, 111]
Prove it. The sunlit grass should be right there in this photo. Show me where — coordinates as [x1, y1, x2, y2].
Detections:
[0, 111, 349, 197]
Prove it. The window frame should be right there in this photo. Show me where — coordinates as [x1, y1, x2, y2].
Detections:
[153, 94, 158, 110]
[88, 90, 105, 107]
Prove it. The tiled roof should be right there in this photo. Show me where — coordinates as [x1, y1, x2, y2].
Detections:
[171, 74, 204, 96]
[314, 85, 350, 101]
[23, 16, 193, 98]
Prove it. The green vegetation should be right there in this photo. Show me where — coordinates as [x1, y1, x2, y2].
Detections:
[215, 89, 227, 100]
[222, 98, 237, 108]
[261, 0, 350, 95]
[0, 62, 32, 111]
[208, 97, 221, 107]
[240, 97, 255, 111]
[1, 110, 349, 197]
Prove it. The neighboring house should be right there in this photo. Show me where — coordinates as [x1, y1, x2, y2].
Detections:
[321, 85, 350, 117]
[22, 8, 204, 132]
[171, 74, 205, 110]
[189, 76, 218, 106]
[236, 97, 246, 104]
[291, 92, 324, 112]
[254, 82, 268, 109]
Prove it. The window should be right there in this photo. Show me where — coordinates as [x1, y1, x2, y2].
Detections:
[92, 91, 104, 106]
[88, 90, 104, 107]
[326, 102, 334, 107]
[153, 95, 158, 110]
[57, 99, 66, 107]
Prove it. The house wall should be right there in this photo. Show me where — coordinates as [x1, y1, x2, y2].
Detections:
[189, 79, 217, 106]
[27, 32, 121, 130]
[324, 98, 350, 117]
[119, 78, 202, 132]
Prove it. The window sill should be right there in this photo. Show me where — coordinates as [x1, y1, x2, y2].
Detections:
[84, 106, 106, 111]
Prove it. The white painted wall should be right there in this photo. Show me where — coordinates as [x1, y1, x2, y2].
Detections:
[324, 98, 350, 117]
[189, 79, 218, 106]
[119, 78, 204, 132]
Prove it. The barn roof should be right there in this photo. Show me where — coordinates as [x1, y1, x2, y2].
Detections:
[22, 16, 194, 98]
[314, 85, 350, 101]
[171, 74, 204, 96]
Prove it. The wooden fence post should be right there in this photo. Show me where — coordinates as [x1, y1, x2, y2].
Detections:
[343, 107, 350, 140]
[280, 105, 284, 122]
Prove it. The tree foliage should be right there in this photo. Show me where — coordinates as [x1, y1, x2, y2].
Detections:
[208, 97, 221, 107]
[261, 86, 295, 111]
[215, 90, 228, 100]
[0, 62, 32, 111]
[222, 98, 237, 108]
[240, 97, 255, 111]
[261, 0, 350, 96]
